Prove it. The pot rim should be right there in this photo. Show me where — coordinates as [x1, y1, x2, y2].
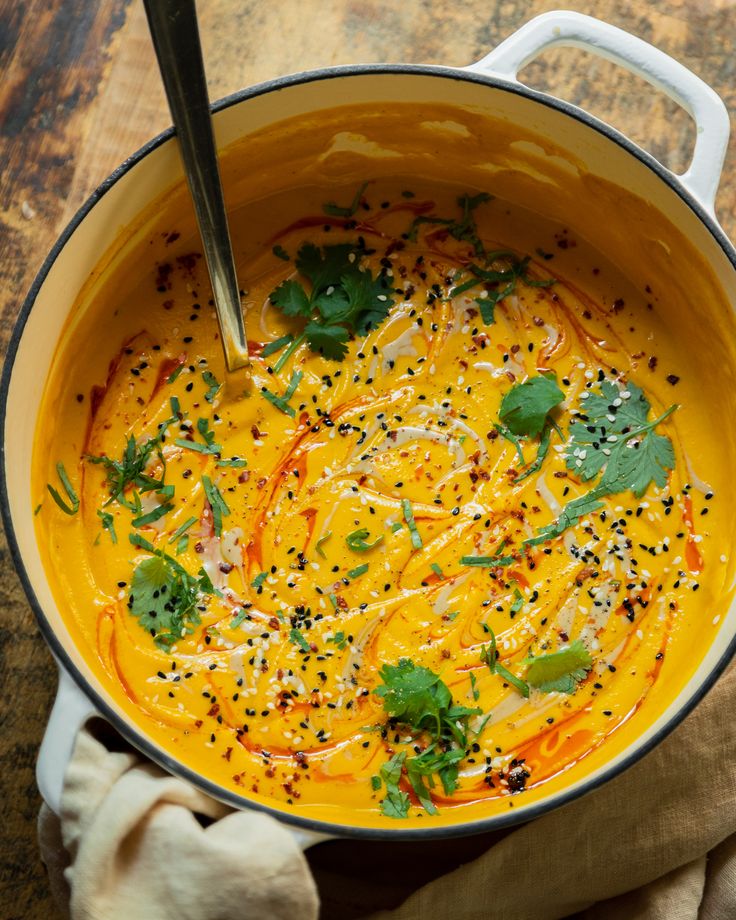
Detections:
[3, 61, 736, 841]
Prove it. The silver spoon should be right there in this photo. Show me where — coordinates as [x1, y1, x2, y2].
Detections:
[143, 0, 249, 372]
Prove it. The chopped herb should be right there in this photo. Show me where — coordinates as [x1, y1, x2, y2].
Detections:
[202, 370, 221, 403]
[315, 530, 332, 558]
[268, 243, 395, 361]
[371, 774, 382, 791]
[408, 193, 492, 258]
[175, 535, 188, 555]
[480, 629, 529, 698]
[34, 503, 42, 516]
[461, 554, 516, 567]
[290, 627, 312, 653]
[469, 671, 480, 701]
[87, 431, 169, 509]
[327, 631, 348, 650]
[346, 528, 384, 552]
[168, 516, 198, 544]
[231, 609, 248, 629]
[430, 562, 444, 577]
[167, 363, 185, 384]
[347, 563, 369, 580]
[379, 752, 410, 818]
[261, 333, 293, 358]
[132, 500, 173, 528]
[374, 659, 481, 817]
[322, 181, 369, 218]
[272, 244, 290, 261]
[175, 417, 221, 455]
[260, 370, 303, 418]
[97, 509, 117, 543]
[510, 588, 525, 616]
[524, 641, 593, 693]
[251, 571, 268, 589]
[401, 498, 422, 550]
[216, 457, 248, 468]
[202, 475, 230, 536]
[47, 462, 79, 515]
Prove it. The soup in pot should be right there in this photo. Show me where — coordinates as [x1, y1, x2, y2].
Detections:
[33, 103, 736, 829]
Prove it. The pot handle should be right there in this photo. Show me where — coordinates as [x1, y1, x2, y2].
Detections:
[38, 667, 333, 850]
[467, 10, 730, 214]
[37, 665, 98, 815]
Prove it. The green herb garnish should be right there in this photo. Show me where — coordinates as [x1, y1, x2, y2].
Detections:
[480, 629, 530, 698]
[201, 475, 229, 537]
[268, 243, 395, 361]
[401, 498, 422, 550]
[524, 641, 593, 694]
[499, 375, 564, 439]
[128, 551, 214, 651]
[327, 631, 348, 650]
[346, 528, 384, 552]
[251, 571, 268, 589]
[347, 563, 369, 580]
[262, 333, 293, 358]
[290, 627, 312, 653]
[322, 181, 368, 218]
[260, 370, 303, 418]
[97, 509, 117, 543]
[47, 462, 80, 515]
[315, 530, 332, 558]
[374, 659, 481, 818]
[202, 370, 221, 403]
[272, 244, 290, 261]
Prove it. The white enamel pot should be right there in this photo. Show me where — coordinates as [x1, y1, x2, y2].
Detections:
[3, 11, 736, 849]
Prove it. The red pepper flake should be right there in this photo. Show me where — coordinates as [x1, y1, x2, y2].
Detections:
[207, 703, 220, 717]
[648, 355, 658, 370]
[612, 298, 625, 313]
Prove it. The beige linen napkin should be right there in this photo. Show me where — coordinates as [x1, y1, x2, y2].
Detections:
[40, 663, 736, 920]
[38, 725, 319, 920]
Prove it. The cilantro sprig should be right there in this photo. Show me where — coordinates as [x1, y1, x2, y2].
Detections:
[526, 379, 676, 546]
[373, 659, 481, 818]
[268, 243, 395, 361]
[127, 547, 216, 651]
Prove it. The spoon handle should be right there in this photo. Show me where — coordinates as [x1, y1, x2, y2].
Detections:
[143, 0, 249, 371]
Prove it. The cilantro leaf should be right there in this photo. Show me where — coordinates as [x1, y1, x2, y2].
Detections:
[128, 553, 212, 651]
[303, 321, 351, 361]
[268, 243, 395, 363]
[524, 640, 593, 693]
[269, 279, 312, 317]
[566, 380, 676, 488]
[499, 375, 564, 438]
[296, 242, 355, 294]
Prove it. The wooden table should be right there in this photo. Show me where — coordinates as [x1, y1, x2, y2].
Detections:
[1, 1, 734, 916]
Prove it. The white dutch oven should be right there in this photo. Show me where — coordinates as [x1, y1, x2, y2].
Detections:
[3, 11, 735, 847]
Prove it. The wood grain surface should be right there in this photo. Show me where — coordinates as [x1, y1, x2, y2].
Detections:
[1, 1, 734, 917]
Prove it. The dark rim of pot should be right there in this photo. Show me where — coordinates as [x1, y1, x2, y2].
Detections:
[2, 62, 736, 842]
